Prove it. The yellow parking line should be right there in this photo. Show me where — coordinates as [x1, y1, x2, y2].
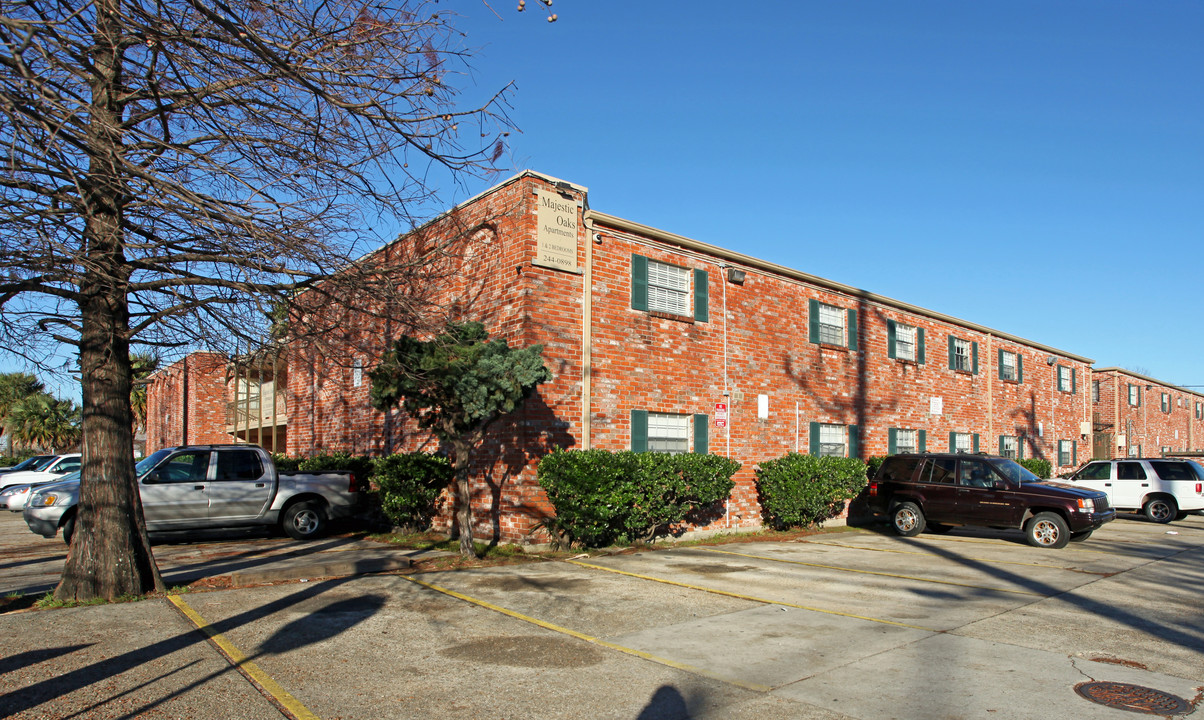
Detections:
[567, 560, 938, 632]
[699, 547, 1044, 596]
[398, 575, 772, 692]
[168, 595, 321, 720]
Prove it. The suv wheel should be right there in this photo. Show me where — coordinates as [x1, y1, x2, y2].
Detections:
[1026, 512, 1069, 549]
[1143, 497, 1177, 524]
[891, 501, 926, 537]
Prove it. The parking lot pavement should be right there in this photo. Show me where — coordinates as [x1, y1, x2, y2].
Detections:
[2, 513, 1202, 719]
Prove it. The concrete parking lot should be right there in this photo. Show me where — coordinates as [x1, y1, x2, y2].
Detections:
[1, 511, 1202, 719]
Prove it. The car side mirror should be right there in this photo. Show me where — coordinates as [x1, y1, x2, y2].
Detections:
[992, 479, 1008, 490]
[144, 470, 161, 484]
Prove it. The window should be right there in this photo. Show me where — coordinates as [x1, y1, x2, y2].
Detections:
[630, 254, 708, 322]
[1057, 365, 1076, 393]
[648, 260, 690, 315]
[352, 358, 363, 388]
[999, 435, 1019, 459]
[959, 459, 999, 488]
[215, 450, 265, 482]
[1092, 380, 1100, 403]
[1077, 462, 1111, 481]
[888, 427, 924, 454]
[1128, 383, 1141, 407]
[950, 432, 977, 453]
[948, 336, 977, 373]
[919, 457, 957, 484]
[1196, 402, 1203, 419]
[809, 422, 860, 458]
[808, 300, 858, 350]
[998, 350, 1020, 382]
[1118, 461, 1146, 479]
[630, 410, 708, 454]
[1161, 393, 1170, 413]
[887, 321, 924, 363]
[1057, 440, 1077, 467]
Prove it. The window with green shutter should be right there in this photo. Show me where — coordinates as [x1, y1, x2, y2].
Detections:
[630, 254, 708, 322]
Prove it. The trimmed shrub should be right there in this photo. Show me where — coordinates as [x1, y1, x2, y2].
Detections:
[755, 453, 867, 529]
[537, 449, 740, 547]
[372, 453, 453, 530]
[865, 455, 889, 480]
[1019, 458, 1052, 479]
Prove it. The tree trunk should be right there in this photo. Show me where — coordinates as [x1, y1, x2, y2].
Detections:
[54, 0, 163, 601]
[452, 438, 475, 557]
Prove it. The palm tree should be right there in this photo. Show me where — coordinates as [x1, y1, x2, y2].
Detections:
[8, 393, 81, 453]
[130, 353, 161, 436]
[0, 373, 45, 455]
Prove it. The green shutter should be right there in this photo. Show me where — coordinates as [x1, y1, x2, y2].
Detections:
[848, 425, 860, 458]
[999, 435, 1006, 454]
[949, 431, 957, 452]
[631, 409, 648, 452]
[1018, 439, 1024, 460]
[1072, 440, 1078, 466]
[973, 433, 980, 453]
[998, 349, 1004, 380]
[808, 299, 820, 344]
[948, 335, 956, 369]
[847, 308, 858, 352]
[693, 413, 708, 454]
[972, 342, 979, 375]
[809, 421, 820, 456]
[1017, 355, 1023, 383]
[693, 269, 709, 322]
[887, 321, 897, 359]
[631, 254, 648, 311]
[918, 430, 926, 452]
[917, 328, 926, 364]
[1071, 368, 1077, 394]
[888, 427, 898, 454]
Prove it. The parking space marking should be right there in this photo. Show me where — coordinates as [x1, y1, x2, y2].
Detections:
[168, 595, 321, 720]
[398, 575, 773, 692]
[567, 559, 939, 631]
[699, 547, 1045, 596]
[797, 539, 1108, 572]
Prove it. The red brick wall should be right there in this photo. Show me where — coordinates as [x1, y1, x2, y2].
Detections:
[1092, 369, 1204, 457]
[145, 352, 232, 452]
[279, 171, 1107, 543]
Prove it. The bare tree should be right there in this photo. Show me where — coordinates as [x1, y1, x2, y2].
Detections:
[0, 0, 518, 600]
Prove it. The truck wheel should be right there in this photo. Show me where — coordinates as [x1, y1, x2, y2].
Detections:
[891, 502, 925, 537]
[1143, 497, 1177, 524]
[282, 501, 326, 540]
[61, 513, 76, 545]
[1026, 512, 1069, 549]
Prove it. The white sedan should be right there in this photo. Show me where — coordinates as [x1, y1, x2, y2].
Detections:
[1, 471, 79, 511]
[0, 454, 81, 491]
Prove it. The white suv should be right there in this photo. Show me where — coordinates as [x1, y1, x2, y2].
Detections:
[1065, 458, 1204, 523]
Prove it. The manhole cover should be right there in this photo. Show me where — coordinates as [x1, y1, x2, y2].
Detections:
[1074, 681, 1191, 715]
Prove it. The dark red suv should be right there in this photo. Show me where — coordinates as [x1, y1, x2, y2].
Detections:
[867, 453, 1115, 548]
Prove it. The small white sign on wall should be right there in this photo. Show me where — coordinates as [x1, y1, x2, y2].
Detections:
[758, 394, 769, 420]
[929, 397, 943, 415]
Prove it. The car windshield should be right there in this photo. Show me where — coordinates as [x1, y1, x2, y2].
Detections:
[136, 449, 174, 477]
[988, 458, 1040, 485]
[16, 455, 56, 472]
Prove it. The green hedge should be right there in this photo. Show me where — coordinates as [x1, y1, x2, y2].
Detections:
[1019, 458, 1052, 479]
[755, 454, 867, 529]
[372, 453, 453, 530]
[273, 450, 451, 529]
[537, 449, 740, 547]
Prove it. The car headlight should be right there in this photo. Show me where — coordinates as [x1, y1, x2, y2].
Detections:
[0, 486, 24, 497]
[1076, 498, 1095, 512]
[29, 493, 58, 507]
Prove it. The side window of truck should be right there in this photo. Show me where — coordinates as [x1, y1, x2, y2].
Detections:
[1117, 462, 1147, 480]
[156, 451, 211, 483]
[215, 450, 265, 482]
[879, 457, 922, 482]
[920, 458, 957, 484]
[1077, 462, 1112, 481]
[1150, 462, 1193, 481]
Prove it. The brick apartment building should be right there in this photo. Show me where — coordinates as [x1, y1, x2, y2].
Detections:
[144, 171, 1204, 544]
[1090, 368, 1204, 459]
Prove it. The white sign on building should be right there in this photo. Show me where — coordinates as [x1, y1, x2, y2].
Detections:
[534, 190, 579, 272]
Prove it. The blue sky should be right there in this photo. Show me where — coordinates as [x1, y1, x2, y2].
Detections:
[6, 1, 1201, 401]
[440, 1, 1203, 388]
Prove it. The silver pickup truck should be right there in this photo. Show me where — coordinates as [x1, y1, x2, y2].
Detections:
[24, 444, 362, 543]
